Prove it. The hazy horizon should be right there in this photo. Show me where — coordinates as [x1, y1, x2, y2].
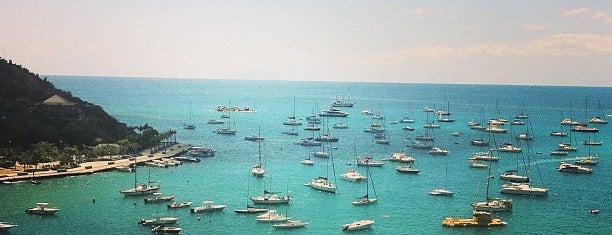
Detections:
[2, 1, 611, 87]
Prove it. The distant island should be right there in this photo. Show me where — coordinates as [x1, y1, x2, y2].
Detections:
[0, 58, 174, 171]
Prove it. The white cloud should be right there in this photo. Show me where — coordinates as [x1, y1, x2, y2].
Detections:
[562, 7, 588, 16]
[345, 33, 612, 65]
[522, 24, 547, 31]
[592, 11, 612, 25]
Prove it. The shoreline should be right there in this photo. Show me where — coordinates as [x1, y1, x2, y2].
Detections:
[0, 143, 191, 183]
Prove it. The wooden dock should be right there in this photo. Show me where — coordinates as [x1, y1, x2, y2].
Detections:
[0, 143, 191, 183]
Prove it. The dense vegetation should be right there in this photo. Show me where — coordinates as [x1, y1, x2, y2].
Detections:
[0, 58, 174, 169]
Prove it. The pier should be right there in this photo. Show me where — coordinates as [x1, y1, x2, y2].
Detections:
[0, 143, 191, 183]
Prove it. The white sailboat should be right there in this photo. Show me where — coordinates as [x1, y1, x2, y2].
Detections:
[472, 161, 513, 212]
[183, 100, 196, 130]
[120, 161, 159, 196]
[283, 96, 302, 126]
[215, 101, 237, 135]
[430, 154, 453, 196]
[500, 138, 548, 196]
[352, 162, 378, 206]
[306, 146, 337, 193]
[251, 127, 265, 178]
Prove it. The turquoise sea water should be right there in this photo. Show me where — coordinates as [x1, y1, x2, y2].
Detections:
[1, 76, 611, 234]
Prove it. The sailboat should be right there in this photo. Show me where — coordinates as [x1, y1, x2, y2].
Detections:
[283, 96, 302, 126]
[352, 162, 378, 206]
[183, 100, 196, 130]
[249, 178, 291, 205]
[215, 101, 237, 135]
[500, 133, 549, 196]
[429, 154, 453, 196]
[120, 161, 159, 196]
[305, 144, 337, 193]
[472, 161, 513, 212]
[340, 146, 367, 181]
[437, 101, 455, 122]
[251, 130, 265, 178]
[234, 173, 268, 214]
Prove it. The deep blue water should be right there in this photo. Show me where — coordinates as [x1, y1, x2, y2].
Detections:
[1, 76, 610, 234]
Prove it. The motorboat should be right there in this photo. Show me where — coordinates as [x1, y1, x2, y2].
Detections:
[588, 116, 607, 124]
[144, 193, 175, 203]
[510, 119, 525, 125]
[469, 150, 499, 162]
[319, 107, 349, 117]
[315, 133, 339, 142]
[305, 177, 336, 193]
[0, 222, 18, 232]
[389, 152, 415, 163]
[139, 217, 179, 226]
[187, 146, 215, 157]
[295, 138, 322, 146]
[333, 122, 348, 129]
[331, 97, 354, 107]
[570, 124, 598, 133]
[442, 211, 507, 227]
[399, 117, 415, 123]
[469, 160, 488, 168]
[173, 156, 201, 163]
[550, 131, 568, 137]
[429, 188, 454, 196]
[167, 201, 192, 209]
[500, 183, 548, 196]
[582, 139, 603, 145]
[575, 155, 598, 165]
[215, 127, 237, 135]
[561, 118, 580, 125]
[557, 162, 592, 174]
[301, 158, 315, 165]
[244, 135, 265, 141]
[361, 110, 372, 115]
[342, 219, 374, 231]
[272, 220, 309, 229]
[25, 203, 60, 215]
[283, 116, 303, 126]
[357, 157, 385, 167]
[256, 210, 289, 222]
[207, 119, 224, 124]
[115, 165, 134, 172]
[558, 143, 578, 152]
[499, 170, 530, 183]
[549, 150, 569, 156]
[281, 129, 299, 135]
[190, 201, 227, 213]
[428, 147, 449, 155]
[485, 124, 507, 133]
[470, 138, 490, 146]
[303, 124, 321, 131]
[498, 143, 521, 153]
[306, 115, 322, 124]
[516, 133, 533, 140]
[339, 169, 367, 182]
[395, 165, 420, 174]
[423, 122, 440, 128]
[402, 126, 414, 131]
[151, 225, 182, 233]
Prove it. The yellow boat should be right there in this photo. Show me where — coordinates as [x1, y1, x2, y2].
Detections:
[442, 211, 507, 227]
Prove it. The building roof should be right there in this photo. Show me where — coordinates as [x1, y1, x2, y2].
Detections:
[43, 94, 75, 106]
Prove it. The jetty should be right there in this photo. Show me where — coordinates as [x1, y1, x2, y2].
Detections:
[0, 143, 191, 183]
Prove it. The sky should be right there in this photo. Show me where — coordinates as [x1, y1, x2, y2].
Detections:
[1, 1, 611, 86]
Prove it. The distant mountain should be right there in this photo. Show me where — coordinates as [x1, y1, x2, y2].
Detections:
[0, 58, 135, 149]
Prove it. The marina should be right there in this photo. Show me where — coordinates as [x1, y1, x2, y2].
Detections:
[0, 77, 610, 234]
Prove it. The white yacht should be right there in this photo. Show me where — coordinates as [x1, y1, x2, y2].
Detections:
[389, 152, 415, 163]
[395, 165, 420, 174]
[333, 122, 348, 129]
[25, 202, 60, 215]
[272, 220, 309, 229]
[357, 157, 385, 167]
[283, 116, 302, 126]
[190, 201, 227, 213]
[340, 168, 367, 182]
[557, 162, 592, 174]
[139, 217, 179, 226]
[256, 210, 289, 222]
[429, 188, 454, 196]
[499, 170, 530, 183]
[500, 183, 548, 196]
[301, 157, 314, 165]
[342, 219, 374, 231]
[0, 222, 18, 232]
[428, 147, 449, 155]
[469, 150, 499, 162]
[305, 177, 337, 193]
[498, 143, 522, 153]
